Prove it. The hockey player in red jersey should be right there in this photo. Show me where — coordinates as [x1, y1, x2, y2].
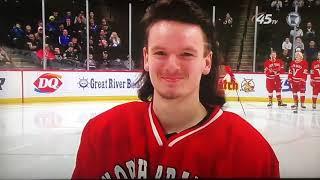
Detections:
[218, 62, 236, 96]
[310, 52, 320, 109]
[72, 0, 279, 178]
[288, 51, 309, 110]
[264, 51, 287, 107]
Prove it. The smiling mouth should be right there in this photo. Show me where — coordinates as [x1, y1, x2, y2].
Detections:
[161, 77, 183, 82]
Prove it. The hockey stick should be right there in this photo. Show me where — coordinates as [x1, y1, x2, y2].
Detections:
[235, 87, 247, 117]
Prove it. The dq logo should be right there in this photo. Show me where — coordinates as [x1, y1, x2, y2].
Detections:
[33, 73, 62, 93]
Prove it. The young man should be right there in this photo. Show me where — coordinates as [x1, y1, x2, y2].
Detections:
[72, 0, 279, 178]
[288, 51, 309, 111]
[310, 52, 320, 109]
[264, 51, 287, 107]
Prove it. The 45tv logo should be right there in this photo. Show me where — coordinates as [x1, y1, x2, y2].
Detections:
[33, 73, 62, 93]
[256, 13, 278, 25]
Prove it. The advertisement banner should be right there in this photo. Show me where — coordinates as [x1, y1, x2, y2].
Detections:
[225, 73, 312, 99]
[23, 71, 141, 98]
[0, 71, 22, 100]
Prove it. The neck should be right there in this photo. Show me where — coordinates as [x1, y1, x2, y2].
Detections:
[152, 92, 207, 134]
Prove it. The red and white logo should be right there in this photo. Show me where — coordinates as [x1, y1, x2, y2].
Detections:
[33, 73, 62, 93]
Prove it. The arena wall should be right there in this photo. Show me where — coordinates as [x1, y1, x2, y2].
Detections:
[0, 70, 314, 104]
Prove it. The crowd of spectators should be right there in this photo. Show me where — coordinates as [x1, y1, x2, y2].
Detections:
[257, 0, 320, 71]
[7, 10, 125, 69]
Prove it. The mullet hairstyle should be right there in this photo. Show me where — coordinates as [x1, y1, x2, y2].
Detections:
[136, 0, 225, 107]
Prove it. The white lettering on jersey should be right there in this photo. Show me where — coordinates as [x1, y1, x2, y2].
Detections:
[114, 165, 128, 179]
[182, 171, 190, 179]
[155, 165, 163, 179]
[102, 158, 196, 179]
[315, 68, 320, 75]
[101, 172, 111, 179]
[125, 160, 135, 179]
[137, 159, 147, 179]
[166, 167, 176, 179]
[292, 68, 300, 76]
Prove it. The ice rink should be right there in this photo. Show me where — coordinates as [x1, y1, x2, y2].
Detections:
[0, 100, 319, 178]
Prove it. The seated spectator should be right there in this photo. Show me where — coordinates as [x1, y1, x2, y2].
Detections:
[279, 49, 292, 71]
[293, 0, 305, 7]
[89, 36, 95, 55]
[99, 18, 109, 32]
[306, 0, 314, 7]
[47, 16, 58, 34]
[26, 34, 40, 51]
[54, 47, 63, 62]
[37, 20, 43, 30]
[282, 37, 292, 51]
[71, 37, 82, 53]
[294, 37, 305, 52]
[89, 18, 99, 36]
[98, 30, 107, 41]
[47, 15, 59, 45]
[101, 24, 112, 38]
[304, 22, 316, 42]
[63, 11, 74, 24]
[84, 54, 96, 69]
[25, 25, 33, 37]
[35, 44, 56, 65]
[290, 26, 303, 38]
[34, 26, 44, 45]
[89, 11, 95, 20]
[109, 32, 121, 47]
[283, 0, 290, 7]
[57, 23, 65, 35]
[97, 39, 110, 66]
[63, 45, 79, 63]
[64, 18, 73, 36]
[73, 15, 86, 39]
[58, 29, 71, 50]
[271, 0, 283, 11]
[74, 11, 86, 25]
[9, 23, 25, 49]
[305, 40, 318, 67]
[52, 11, 62, 25]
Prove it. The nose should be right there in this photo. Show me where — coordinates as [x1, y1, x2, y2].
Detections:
[165, 55, 180, 73]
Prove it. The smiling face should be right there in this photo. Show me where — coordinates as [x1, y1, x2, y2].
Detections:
[143, 20, 212, 100]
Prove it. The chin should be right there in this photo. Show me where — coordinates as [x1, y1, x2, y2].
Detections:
[157, 89, 181, 100]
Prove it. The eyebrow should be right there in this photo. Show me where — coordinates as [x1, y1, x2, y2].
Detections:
[150, 46, 198, 53]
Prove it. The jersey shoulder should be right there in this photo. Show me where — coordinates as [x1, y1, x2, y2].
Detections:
[217, 111, 276, 157]
[83, 101, 149, 137]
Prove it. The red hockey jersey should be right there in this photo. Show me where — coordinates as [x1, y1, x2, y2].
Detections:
[288, 60, 308, 82]
[264, 59, 285, 79]
[218, 65, 235, 80]
[72, 102, 279, 179]
[310, 60, 320, 82]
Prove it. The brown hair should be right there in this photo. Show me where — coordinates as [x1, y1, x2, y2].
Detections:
[136, 0, 225, 107]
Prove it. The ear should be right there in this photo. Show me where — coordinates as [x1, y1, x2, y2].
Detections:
[202, 51, 212, 75]
[143, 47, 149, 72]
